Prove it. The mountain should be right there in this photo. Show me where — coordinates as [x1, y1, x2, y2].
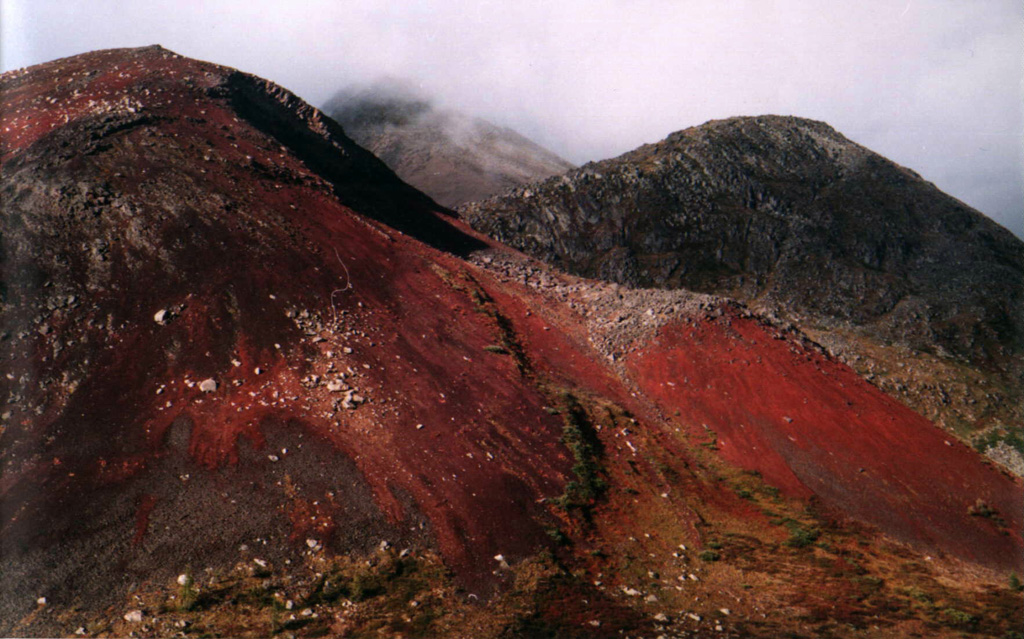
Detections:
[460, 116, 1024, 472]
[1, 48, 1021, 637]
[323, 79, 574, 208]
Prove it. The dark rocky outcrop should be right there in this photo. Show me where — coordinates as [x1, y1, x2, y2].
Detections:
[462, 116, 1024, 367]
[461, 116, 1024, 464]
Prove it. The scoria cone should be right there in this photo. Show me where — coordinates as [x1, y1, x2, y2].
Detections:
[1, 47, 1020, 637]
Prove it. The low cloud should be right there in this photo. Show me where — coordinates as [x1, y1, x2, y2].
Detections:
[3, 0, 1021, 235]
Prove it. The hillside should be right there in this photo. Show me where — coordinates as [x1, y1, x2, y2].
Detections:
[460, 116, 1024, 472]
[1, 48, 1021, 637]
[324, 80, 574, 208]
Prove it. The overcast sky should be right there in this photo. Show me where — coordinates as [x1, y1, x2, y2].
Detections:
[3, 0, 1021, 236]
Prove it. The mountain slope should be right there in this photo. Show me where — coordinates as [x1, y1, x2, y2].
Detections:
[1, 49, 1020, 637]
[324, 80, 574, 208]
[460, 116, 1024, 468]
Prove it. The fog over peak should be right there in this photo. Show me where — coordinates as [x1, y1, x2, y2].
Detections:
[325, 77, 436, 130]
[2, 0, 1021, 236]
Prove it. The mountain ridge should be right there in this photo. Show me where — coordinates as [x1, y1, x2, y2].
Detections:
[460, 114, 1024, 469]
[2, 47, 1021, 638]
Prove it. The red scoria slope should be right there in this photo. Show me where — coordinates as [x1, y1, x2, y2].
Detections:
[627, 311, 1022, 568]
[1, 47, 1020, 636]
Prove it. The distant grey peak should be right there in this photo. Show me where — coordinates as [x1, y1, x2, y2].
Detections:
[325, 77, 434, 129]
[323, 78, 574, 207]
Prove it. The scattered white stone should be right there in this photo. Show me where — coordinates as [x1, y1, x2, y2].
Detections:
[232, 359, 242, 367]
[416, 424, 424, 430]
[285, 600, 294, 610]
[254, 367, 263, 375]
[154, 309, 168, 324]
[253, 558, 268, 568]
[687, 612, 702, 622]
[326, 379, 345, 392]
[645, 594, 659, 603]
[654, 612, 669, 623]
[306, 538, 319, 549]
[689, 573, 699, 581]
[342, 347, 353, 354]
[124, 610, 143, 623]
[177, 574, 189, 586]
[36, 597, 46, 606]
[588, 620, 602, 627]
[342, 389, 365, 409]
[719, 608, 731, 616]
[75, 627, 87, 635]
[379, 540, 390, 551]
[621, 587, 642, 597]
[199, 378, 217, 393]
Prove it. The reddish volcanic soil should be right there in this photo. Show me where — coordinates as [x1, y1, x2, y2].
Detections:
[627, 312, 1022, 569]
[1, 46, 1021, 636]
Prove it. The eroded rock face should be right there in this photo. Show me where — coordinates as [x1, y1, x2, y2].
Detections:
[461, 116, 1024, 461]
[463, 116, 1023, 363]
[324, 79, 574, 208]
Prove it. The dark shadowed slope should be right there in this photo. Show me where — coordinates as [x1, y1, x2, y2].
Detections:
[461, 116, 1024, 469]
[1, 49, 1020, 637]
[324, 79, 574, 208]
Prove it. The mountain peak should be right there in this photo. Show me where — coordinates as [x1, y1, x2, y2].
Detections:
[326, 77, 434, 129]
[461, 115, 1024, 468]
[324, 79, 574, 207]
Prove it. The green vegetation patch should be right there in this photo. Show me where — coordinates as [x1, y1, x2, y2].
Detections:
[974, 426, 1024, 458]
[554, 392, 608, 516]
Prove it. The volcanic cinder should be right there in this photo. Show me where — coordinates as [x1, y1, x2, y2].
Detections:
[1, 46, 1021, 637]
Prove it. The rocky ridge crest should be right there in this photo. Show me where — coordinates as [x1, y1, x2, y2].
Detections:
[460, 115, 1024, 468]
